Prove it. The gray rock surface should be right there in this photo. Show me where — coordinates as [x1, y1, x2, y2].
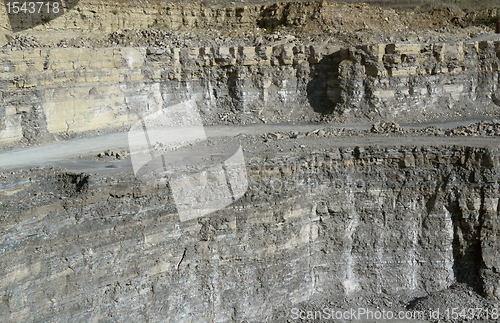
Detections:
[1, 38, 500, 149]
[1, 137, 499, 322]
[2, 1, 500, 321]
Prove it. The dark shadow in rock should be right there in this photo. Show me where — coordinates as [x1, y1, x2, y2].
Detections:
[20, 105, 54, 145]
[227, 69, 241, 103]
[306, 52, 343, 115]
[406, 296, 426, 310]
[4, 0, 79, 32]
[446, 199, 484, 293]
[256, 2, 287, 30]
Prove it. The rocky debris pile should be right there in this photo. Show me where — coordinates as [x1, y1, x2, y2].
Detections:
[263, 129, 329, 141]
[371, 122, 403, 134]
[97, 150, 128, 160]
[23, 23, 489, 50]
[3, 35, 44, 49]
[410, 125, 445, 136]
[369, 120, 500, 137]
[465, 8, 500, 25]
[106, 28, 228, 48]
[97, 24, 489, 50]
[446, 120, 500, 136]
[102, 27, 303, 48]
[107, 28, 177, 47]
[260, 120, 500, 143]
[57, 37, 92, 48]
[407, 283, 498, 321]
[1, 1, 496, 50]
[262, 128, 365, 141]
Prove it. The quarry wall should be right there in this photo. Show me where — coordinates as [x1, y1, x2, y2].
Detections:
[2, 1, 500, 321]
[0, 0, 482, 46]
[1, 39, 500, 148]
[0, 145, 499, 321]
[0, 1, 265, 38]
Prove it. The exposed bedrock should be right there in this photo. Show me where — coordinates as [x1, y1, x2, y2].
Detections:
[1, 146, 499, 321]
[1, 39, 500, 148]
[0, 0, 469, 43]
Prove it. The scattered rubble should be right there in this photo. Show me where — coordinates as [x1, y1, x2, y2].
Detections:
[3, 35, 45, 49]
[260, 120, 500, 143]
[1, 2, 496, 50]
[371, 121, 403, 134]
[96, 150, 128, 160]
[446, 120, 500, 136]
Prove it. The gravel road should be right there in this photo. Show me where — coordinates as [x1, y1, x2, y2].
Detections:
[0, 118, 498, 173]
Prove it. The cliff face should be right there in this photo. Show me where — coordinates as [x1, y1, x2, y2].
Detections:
[1, 0, 499, 149]
[346, 41, 500, 120]
[0, 0, 465, 43]
[1, 39, 500, 148]
[2, 1, 500, 321]
[1, 144, 499, 321]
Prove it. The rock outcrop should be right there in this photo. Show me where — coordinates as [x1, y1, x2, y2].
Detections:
[1, 144, 499, 321]
[1, 39, 500, 148]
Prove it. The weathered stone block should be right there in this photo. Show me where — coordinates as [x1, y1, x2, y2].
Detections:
[42, 84, 125, 134]
[386, 43, 422, 55]
[255, 46, 272, 66]
[309, 45, 342, 64]
[443, 84, 464, 93]
[0, 113, 22, 144]
[495, 41, 500, 57]
[361, 44, 385, 62]
[372, 89, 395, 98]
[214, 47, 236, 66]
[383, 54, 401, 64]
[274, 45, 294, 65]
[239, 46, 258, 65]
[389, 66, 417, 77]
[121, 47, 146, 69]
[443, 43, 464, 61]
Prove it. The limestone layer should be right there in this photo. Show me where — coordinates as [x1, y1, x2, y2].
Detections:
[1, 39, 500, 148]
[0, 145, 499, 321]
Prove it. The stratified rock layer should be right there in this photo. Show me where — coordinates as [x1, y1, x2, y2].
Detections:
[1, 145, 499, 321]
[1, 39, 500, 148]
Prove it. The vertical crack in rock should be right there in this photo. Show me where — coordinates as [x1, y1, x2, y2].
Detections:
[342, 180, 360, 296]
[176, 248, 187, 272]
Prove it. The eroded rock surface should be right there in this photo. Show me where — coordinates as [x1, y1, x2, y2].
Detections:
[1, 142, 500, 321]
[1, 38, 500, 148]
[1, 1, 500, 322]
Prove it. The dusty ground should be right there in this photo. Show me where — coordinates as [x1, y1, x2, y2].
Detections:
[1, 118, 499, 171]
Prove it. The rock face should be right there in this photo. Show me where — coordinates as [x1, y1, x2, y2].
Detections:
[0, 0, 465, 46]
[347, 41, 500, 120]
[1, 39, 500, 148]
[2, 1, 500, 321]
[1, 144, 499, 321]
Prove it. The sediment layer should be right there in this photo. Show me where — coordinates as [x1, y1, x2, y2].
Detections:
[1, 143, 499, 321]
[1, 39, 500, 148]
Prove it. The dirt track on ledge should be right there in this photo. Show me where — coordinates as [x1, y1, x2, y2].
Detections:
[1, 118, 499, 172]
